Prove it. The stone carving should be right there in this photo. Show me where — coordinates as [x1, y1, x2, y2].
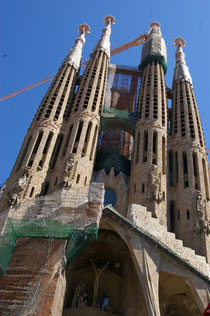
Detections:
[194, 220, 210, 235]
[8, 173, 29, 206]
[17, 174, 28, 191]
[91, 259, 109, 307]
[147, 166, 162, 203]
[60, 154, 76, 188]
[196, 193, 206, 219]
[8, 192, 20, 207]
[71, 281, 88, 308]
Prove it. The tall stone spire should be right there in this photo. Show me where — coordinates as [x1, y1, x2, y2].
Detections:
[0, 25, 89, 210]
[45, 16, 115, 192]
[129, 22, 168, 226]
[94, 15, 115, 57]
[170, 37, 210, 261]
[63, 24, 90, 69]
[173, 37, 192, 84]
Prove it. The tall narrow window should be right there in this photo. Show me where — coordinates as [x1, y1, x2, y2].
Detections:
[16, 135, 32, 171]
[42, 181, 49, 196]
[182, 152, 189, 188]
[76, 174, 80, 184]
[62, 125, 73, 157]
[72, 121, 83, 154]
[90, 126, 98, 161]
[169, 150, 174, 186]
[193, 152, 200, 190]
[143, 130, 148, 163]
[162, 136, 166, 173]
[27, 131, 43, 167]
[49, 134, 63, 169]
[39, 132, 53, 168]
[29, 187, 35, 198]
[152, 131, 157, 165]
[82, 122, 93, 156]
[175, 152, 179, 184]
[187, 209, 190, 220]
[169, 200, 175, 233]
[202, 158, 210, 199]
[135, 132, 140, 164]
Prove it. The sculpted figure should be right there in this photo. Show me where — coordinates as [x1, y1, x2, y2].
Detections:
[196, 193, 206, 219]
[194, 220, 210, 234]
[91, 259, 109, 307]
[17, 174, 28, 191]
[60, 155, 75, 188]
[194, 220, 202, 234]
[65, 157, 75, 174]
[149, 166, 162, 202]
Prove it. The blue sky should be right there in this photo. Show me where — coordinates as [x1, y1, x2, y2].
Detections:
[0, 0, 210, 184]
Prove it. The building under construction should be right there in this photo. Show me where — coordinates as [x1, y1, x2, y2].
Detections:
[0, 17, 210, 316]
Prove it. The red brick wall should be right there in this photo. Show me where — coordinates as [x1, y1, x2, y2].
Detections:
[0, 237, 66, 315]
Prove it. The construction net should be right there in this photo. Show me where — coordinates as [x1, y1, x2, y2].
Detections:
[0, 183, 104, 274]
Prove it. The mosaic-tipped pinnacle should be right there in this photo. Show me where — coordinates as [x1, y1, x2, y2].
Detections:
[78, 23, 90, 34]
[150, 21, 161, 28]
[104, 15, 116, 25]
[173, 37, 186, 47]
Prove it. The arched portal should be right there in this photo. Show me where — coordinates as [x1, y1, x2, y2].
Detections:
[63, 229, 147, 316]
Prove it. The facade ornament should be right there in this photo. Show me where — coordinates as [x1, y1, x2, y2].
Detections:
[194, 220, 210, 235]
[196, 193, 206, 219]
[8, 192, 19, 207]
[173, 37, 192, 84]
[8, 173, 29, 206]
[147, 166, 162, 202]
[17, 174, 28, 191]
[94, 15, 115, 58]
[60, 154, 76, 188]
[71, 281, 88, 308]
[91, 259, 109, 307]
[63, 24, 90, 70]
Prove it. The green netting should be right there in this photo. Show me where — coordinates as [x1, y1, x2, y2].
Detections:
[100, 107, 138, 136]
[0, 217, 98, 274]
[140, 53, 167, 74]
[65, 224, 98, 265]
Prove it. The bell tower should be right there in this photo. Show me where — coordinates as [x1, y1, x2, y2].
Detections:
[45, 16, 115, 193]
[129, 22, 168, 225]
[170, 37, 210, 260]
[0, 24, 90, 211]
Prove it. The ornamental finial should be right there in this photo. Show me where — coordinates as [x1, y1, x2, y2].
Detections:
[149, 21, 161, 29]
[104, 15, 116, 25]
[173, 37, 186, 48]
[78, 23, 90, 34]
[173, 37, 192, 84]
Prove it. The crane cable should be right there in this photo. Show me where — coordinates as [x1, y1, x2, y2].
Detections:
[0, 33, 147, 103]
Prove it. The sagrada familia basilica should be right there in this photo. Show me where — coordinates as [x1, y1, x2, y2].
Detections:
[0, 16, 209, 315]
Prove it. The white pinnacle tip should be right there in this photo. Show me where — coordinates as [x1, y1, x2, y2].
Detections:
[78, 23, 90, 34]
[150, 21, 161, 29]
[173, 37, 186, 48]
[104, 15, 116, 25]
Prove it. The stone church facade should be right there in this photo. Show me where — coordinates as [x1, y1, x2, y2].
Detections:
[0, 17, 209, 315]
